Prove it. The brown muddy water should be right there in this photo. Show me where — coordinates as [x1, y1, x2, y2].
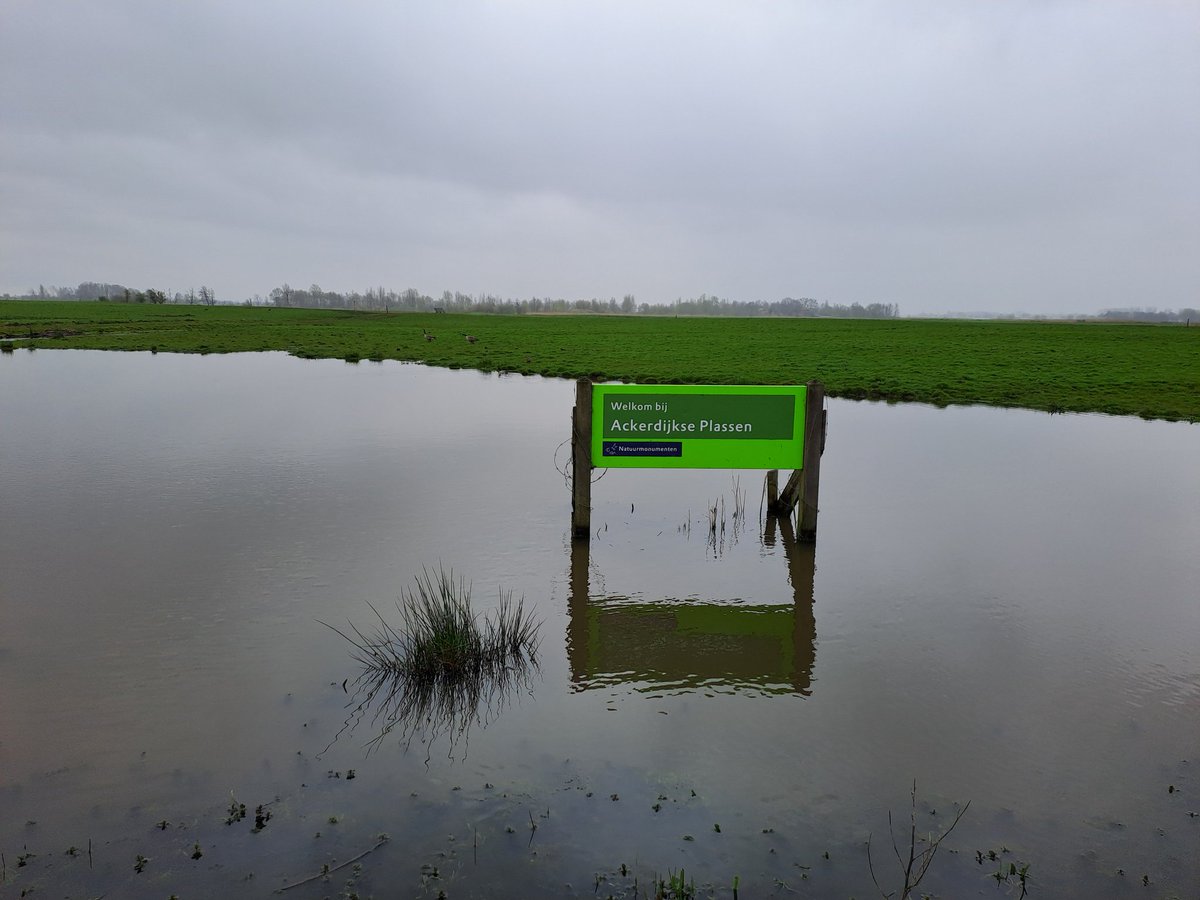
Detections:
[1, 350, 1198, 899]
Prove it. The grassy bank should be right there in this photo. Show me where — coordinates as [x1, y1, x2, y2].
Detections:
[2, 300, 1196, 421]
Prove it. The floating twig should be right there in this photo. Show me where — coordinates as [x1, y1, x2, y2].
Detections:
[275, 835, 390, 893]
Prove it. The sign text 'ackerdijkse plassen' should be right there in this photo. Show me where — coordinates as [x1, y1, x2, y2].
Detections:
[591, 385, 806, 469]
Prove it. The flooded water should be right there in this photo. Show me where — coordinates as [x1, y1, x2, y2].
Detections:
[2, 350, 1198, 899]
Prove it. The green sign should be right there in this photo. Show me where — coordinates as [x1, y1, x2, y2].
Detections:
[591, 384, 806, 469]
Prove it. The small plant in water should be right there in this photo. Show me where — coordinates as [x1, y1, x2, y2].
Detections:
[254, 804, 271, 831]
[225, 796, 247, 825]
[867, 781, 970, 900]
[322, 567, 540, 753]
[990, 861, 1032, 897]
[655, 868, 697, 899]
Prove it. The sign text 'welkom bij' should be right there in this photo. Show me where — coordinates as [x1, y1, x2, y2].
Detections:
[591, 384, 807, 469]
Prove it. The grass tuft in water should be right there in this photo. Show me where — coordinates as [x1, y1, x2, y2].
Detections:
[340, 568, 539, 680]
[322, 568, 541, 754]
[655, 868, 697, 899]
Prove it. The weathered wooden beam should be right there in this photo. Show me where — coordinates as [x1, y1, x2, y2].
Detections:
[768, 381, 826, 542]
[766, 469, 779, 507]
[796, 381, 825, 541]
[775, 467, 804, 515]
[571, 378, 593, 539]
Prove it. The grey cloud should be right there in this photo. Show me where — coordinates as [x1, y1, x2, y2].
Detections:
[2, 0, 1196, 312]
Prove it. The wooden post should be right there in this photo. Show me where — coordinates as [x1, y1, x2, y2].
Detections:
[766, 469, 779, 506]
[571, 378, 593, 539]
[769, 381, 826, 542]
[796, 381, 825, 541]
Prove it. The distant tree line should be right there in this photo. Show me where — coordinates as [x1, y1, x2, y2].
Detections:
[266, 284, 900, 318]
[639, 294, 900, 318]
[27, 282, 216, 305]
[267, 283, 638, 314]
[1098, 307, 1198, 324]
[18, 283, 1200, 325]
[21, 280, 904, 318]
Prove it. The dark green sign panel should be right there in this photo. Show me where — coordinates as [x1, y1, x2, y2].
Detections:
[591, 384, 806, 469]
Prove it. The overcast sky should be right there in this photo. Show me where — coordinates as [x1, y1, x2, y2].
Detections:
[2, 1, 1197, 315]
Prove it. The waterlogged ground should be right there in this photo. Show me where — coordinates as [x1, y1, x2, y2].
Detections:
[1, 350, 1198, 899]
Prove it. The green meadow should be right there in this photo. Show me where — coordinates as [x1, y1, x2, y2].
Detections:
[2, 300, 1196, 421]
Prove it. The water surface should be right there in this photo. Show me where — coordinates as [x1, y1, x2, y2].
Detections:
[2, 350, 1198, 898]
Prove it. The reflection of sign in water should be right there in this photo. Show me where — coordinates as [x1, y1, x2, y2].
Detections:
[566, 517, 816, 695]
[591, 385, 806, 469]
[573, 601, 813, 695]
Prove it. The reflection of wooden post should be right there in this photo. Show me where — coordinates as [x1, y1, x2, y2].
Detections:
[566, 536, 591, 687]
[763, 509, 778, 547]
[772, 381, 825, 542]
[571, 378, 593, 539]
[778, 514, 816, 608]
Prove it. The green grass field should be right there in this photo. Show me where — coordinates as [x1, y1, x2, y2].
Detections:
[2, 300, 1197, 421]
